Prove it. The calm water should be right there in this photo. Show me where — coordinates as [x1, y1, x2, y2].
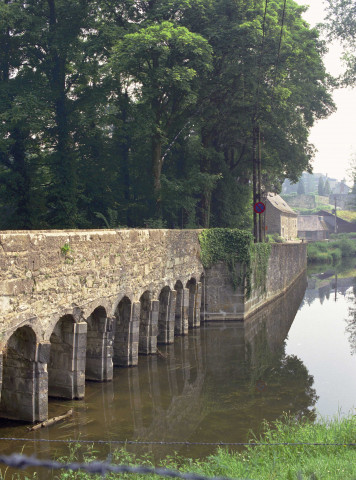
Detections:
[1, 260, 356, 472]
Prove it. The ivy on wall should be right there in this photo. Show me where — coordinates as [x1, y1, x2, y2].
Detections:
[199, 228, 271, 297]
[251, 243, 272, 294]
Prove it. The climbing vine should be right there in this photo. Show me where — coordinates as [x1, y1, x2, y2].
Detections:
[250, 243, 271, 294]
[199, 229, 271, 297]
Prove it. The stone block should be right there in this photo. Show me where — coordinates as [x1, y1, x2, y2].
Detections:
[1, 234, 30, 252]
[76, 322, 88, 334]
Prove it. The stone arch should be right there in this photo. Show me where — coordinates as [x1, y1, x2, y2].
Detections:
[48, 314, 87, 399]
[82, 298, 112, 325]
[0, 326, 47, 422]
[86, 306, 114, 381]
[113, 296, 140, 367]
[174, 280, 188, 336]
[139, 291, 158, 355]
[44, 306, 84, 343]
[158, 286, 176, 345]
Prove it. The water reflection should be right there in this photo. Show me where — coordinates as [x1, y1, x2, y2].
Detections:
[306, 258, 356, 356]
[0, 271, 315, 463]
[286, 259, 356, 418]
[244, 272, 317, 422]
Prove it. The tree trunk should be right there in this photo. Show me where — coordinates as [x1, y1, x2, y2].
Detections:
[201, 189, 211, 228]
[117, 91, 131, 225]
[47, 0, 77, 228]
[9, 128, 32, 229]
[199, 133, 212, 227]
[152, 133, 162, 218]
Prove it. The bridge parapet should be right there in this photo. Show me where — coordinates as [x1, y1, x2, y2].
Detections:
[0, 229, 306, 423]
[0, 229, 204, 348]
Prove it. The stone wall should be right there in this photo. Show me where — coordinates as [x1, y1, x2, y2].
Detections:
[0, 229, 307, 423]
[329, 193, 356, 210]
[280, 214, 298, 241]
[0, 229, 203, 422]
[0, 229, 203, 348]
[282, 194, 316, 209]
[265, 202, 297, 240]
[315, 195, 329, 205]
[202, 242, 307, 321]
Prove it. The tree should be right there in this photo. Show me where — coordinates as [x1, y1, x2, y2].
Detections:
[110, 21, 212, 217]
[0, 0, 335, 230]
[325, 0, 356, 85]
[346, 156, 356, 211]
[184, 0, 334, 225]
[0, 0, 49, 229]
[297, 179, 305, 195]
[318, 176, 325, 196]
[324, 178, 331, 195]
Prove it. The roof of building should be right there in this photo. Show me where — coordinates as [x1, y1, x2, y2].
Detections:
[266, 193, 297, 215]
[333, 182, 351, 194]
[317, 210, 354, 225]
[297, 215, 329, 232]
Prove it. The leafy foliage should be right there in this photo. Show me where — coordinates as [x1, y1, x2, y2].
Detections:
[0, 0, 334, 229]
[325, 0, 356, 85]
[199, 228, 271, 296]
[307, 235, 356, 264]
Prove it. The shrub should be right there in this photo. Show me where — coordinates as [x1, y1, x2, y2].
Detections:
[339, 238, 356, 256]
[307, 234, 356, 264]
[307, 244, 333, 264]
[267, 233, 284, 243]
[330, 247, 342, 263]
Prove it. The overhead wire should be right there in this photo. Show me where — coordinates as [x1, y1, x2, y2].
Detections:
[1, 437, 356, 447]
[271, 0, 288, 104]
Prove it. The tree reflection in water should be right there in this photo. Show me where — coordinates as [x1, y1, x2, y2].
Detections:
[0, 270, 321, 462]
[344, 281, 356, 355]
[123, 270, 318, 458]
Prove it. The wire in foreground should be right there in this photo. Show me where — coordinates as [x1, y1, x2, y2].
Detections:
[0, 454, 252, 480]
[0, 437, 356, 447]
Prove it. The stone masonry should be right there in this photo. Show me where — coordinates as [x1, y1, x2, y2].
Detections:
[201, 242, 307, 321]
[0, 229, 306, 423]
[0, 229, 203, 423]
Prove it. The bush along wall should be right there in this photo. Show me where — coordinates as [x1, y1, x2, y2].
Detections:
[199, 229, 271, 298]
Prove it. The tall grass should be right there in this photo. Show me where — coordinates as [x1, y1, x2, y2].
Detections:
[8, 414, 356, 480]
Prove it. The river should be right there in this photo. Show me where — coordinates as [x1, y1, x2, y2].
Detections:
[0, 260, 356, 474]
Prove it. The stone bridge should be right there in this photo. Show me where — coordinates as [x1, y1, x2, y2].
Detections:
[0, 229, 306, 424]
[0, 229, 204, 423]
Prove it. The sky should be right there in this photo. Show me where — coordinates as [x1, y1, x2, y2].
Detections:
[294, 0, 356, 183]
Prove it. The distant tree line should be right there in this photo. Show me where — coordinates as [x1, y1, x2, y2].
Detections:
[0, 0, 334, 230]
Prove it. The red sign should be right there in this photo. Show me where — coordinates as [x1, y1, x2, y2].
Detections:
[254, 202, 266, 214]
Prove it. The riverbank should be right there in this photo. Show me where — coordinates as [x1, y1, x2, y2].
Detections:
[307, 233, 356, 263]
[8, 413, 356, 480]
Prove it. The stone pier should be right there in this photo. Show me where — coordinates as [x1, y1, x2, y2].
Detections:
[0, 229, 306, 422]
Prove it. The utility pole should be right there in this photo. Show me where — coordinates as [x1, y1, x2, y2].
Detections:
[252, 126, 258, 243]
[258, 127, 263, 242]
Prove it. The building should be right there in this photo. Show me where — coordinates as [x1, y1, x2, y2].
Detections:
[332, 181, 351, 195]
[317, 210, 356, 234]
[297, 215, 329, 241]
[265, 193, 298, 240]
[328, 193, 356, 210]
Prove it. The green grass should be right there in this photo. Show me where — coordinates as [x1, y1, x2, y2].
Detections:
[294, 204, 334, 215]
[307, 235, 356, 264]
[8, 414, 356, 480]
[337, 211, 356, 223]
